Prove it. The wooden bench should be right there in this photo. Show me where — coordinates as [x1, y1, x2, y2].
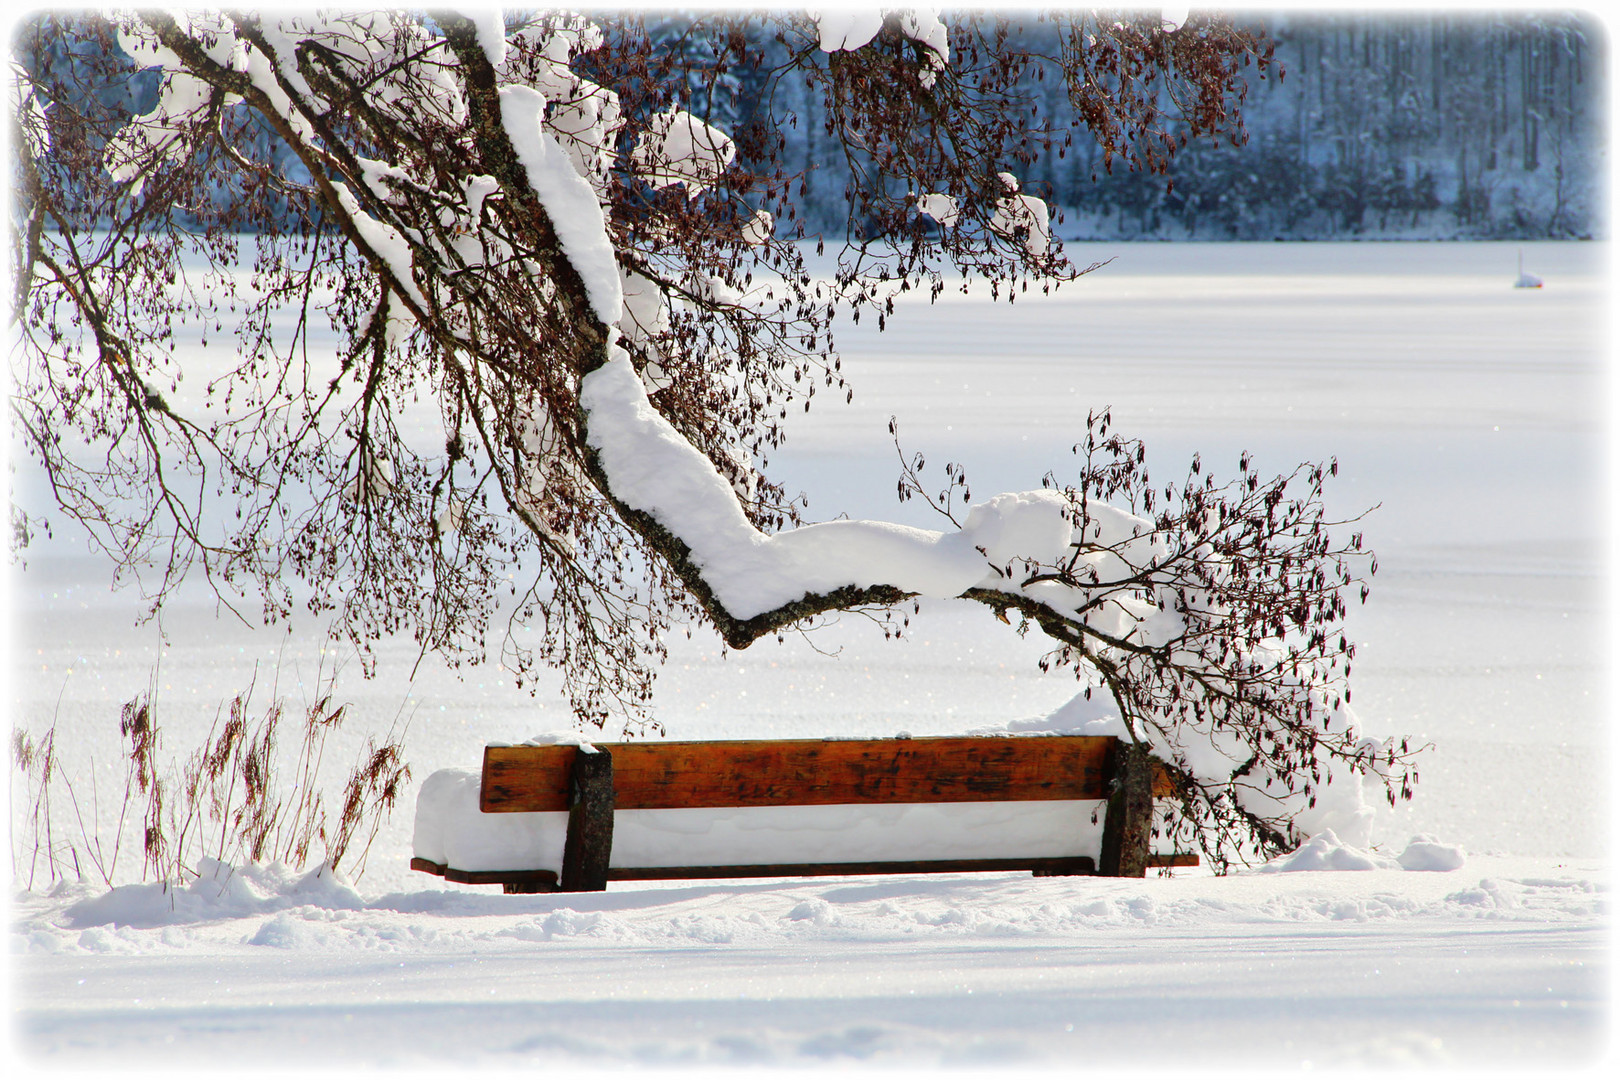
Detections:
[411, 734, 1196, 893]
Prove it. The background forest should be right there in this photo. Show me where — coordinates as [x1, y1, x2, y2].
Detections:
[772, 10, 1606, 241]
[26, 11, 1606, 241]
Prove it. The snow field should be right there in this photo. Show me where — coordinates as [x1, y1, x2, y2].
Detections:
[8, 240, 1610, 1070]
[12, 856, 1605, 1068]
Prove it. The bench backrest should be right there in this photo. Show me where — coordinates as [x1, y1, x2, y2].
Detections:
[481, 735, 1172, 813]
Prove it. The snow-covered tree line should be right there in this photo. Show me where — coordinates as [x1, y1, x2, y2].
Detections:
[1098, 10, 1605, 240]
[11, 10, 1417, 869]
[766, 12, 1605, 241]
[25, 13, 1597, 241]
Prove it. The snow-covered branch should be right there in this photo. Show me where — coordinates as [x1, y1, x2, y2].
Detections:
[12, 9, 1409, 862]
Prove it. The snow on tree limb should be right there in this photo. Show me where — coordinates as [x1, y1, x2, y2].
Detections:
[630, 108, 735, 195]
[12, 9, 1412, 865]
[496, 84, 622, 324]
[583, 348, 1092, 621]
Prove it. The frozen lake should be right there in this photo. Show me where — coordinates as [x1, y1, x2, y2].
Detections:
[8, 240, 1609, 1071]
[7, 240, 1610, 890]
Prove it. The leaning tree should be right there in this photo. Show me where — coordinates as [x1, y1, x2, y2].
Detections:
[10, 9, 1417, 870]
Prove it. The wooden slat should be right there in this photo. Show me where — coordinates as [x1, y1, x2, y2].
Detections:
[604, 857, 1098, 881]
[412, 851, 1197, 891]
[410, 857, 559, 890]
[481, 735, 1141, 813]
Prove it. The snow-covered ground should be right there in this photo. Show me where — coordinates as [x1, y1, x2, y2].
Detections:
[7, 240, 1612, 1071]
[11, 856, 1605, 1069]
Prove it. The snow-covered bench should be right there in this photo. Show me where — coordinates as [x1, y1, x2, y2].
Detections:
[410, 735, 1196, 893]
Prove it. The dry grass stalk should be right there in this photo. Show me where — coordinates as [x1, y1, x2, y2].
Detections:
[10, 669, 411, 888]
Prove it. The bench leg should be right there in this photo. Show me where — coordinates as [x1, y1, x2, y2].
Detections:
[1098, 739, 1152, 877]
[560, 746, 615, 891]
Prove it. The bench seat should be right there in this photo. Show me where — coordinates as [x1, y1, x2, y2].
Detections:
[411, 735, 1195, 892]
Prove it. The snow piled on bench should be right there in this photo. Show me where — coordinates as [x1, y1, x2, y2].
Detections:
[412, 766, 1108, 874]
